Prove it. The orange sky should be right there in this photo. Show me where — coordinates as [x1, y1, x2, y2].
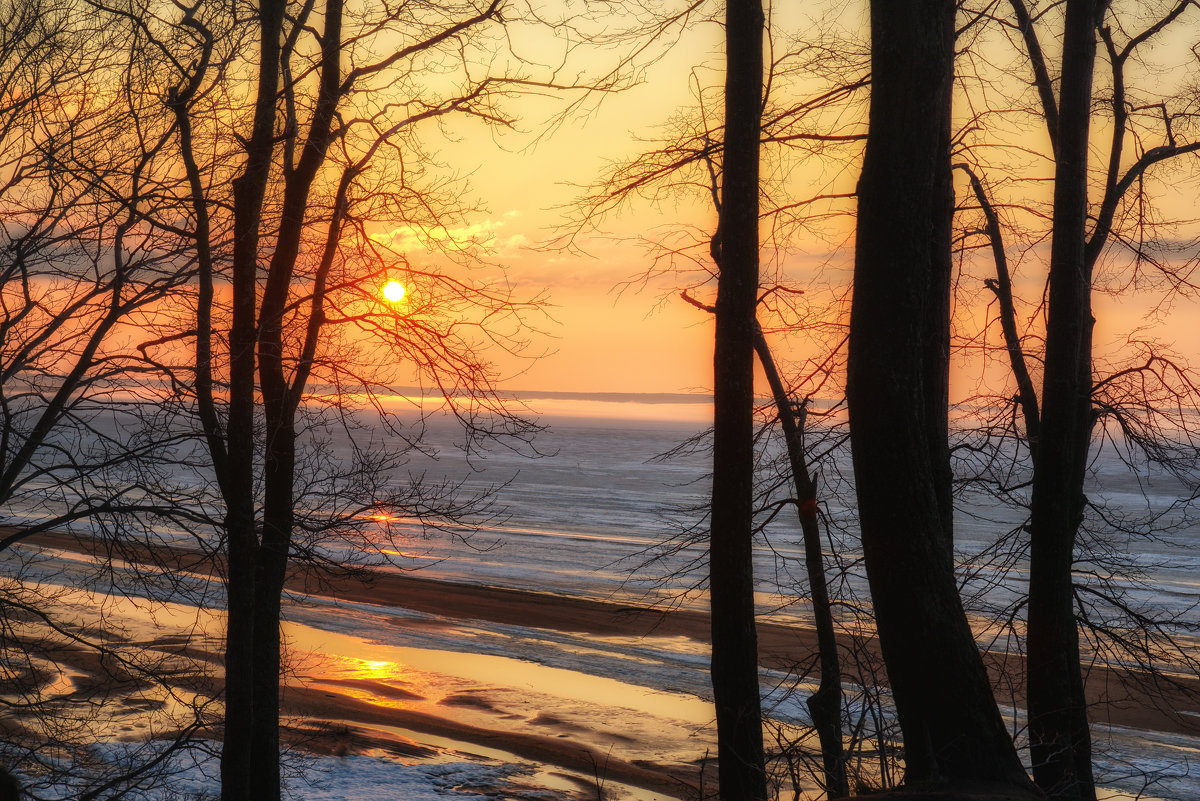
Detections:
[375, 1, 1200, 400]
[380, 17, 728, 396]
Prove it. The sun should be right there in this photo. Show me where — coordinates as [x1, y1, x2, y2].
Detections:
[382, 280, 407, 303]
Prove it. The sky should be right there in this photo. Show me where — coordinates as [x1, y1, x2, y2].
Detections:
[368, 0, 1200, 399]
[432, 16, 729, 396]
[402, 1, 848, 397]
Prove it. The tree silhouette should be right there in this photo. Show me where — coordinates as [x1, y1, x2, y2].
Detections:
[847, 0, 1034, 790]
[86, 0, 642, 797]
[0, 1, 214, 793]
[953, 2, 1200, 797]
[708, 0, 770, 797]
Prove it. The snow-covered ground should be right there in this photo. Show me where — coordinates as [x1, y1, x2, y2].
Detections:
[45, 745, 568, 801]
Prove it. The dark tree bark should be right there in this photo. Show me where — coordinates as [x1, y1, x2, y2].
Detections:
[753, 327, 847, 799]
[0, 767, 18, 801]
[249, 2, 344, 795]
[956, 163, 1041, 456]
[709, 0, 767, 798]
[847, 1, 1032, 788]
[220, 1, 286, 799]
[1025, 3, 1109, 799]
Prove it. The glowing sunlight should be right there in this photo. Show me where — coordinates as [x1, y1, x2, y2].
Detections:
[382, 280, 407, 303]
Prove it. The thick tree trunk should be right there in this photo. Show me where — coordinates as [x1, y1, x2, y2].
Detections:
[709, 0, 766, 798]
[1025, 3, 1106, 799]
[250, 478, 292, 801]
[248, 328, 295, 801]
[221, 1, 285, 799]
[241, 3, 343, 796]
[0, 765, 19, 801]
[220, 527, 256, 801]
[847, 1, 1031, 788]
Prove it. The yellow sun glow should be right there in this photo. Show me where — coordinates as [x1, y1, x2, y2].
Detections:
[382, 280, 407, 303]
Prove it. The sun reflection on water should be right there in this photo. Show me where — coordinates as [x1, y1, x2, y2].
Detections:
[306, 653, 432, 711]
[354, 659, 397, 678]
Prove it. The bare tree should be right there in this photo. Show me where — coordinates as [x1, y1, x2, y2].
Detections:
[847, 0, 1034, 790]
[564, 1, 1200, 796]
[951, 3, 1200, 797]
[708, 0, 770, 797]
[0, 0, 220, 793]
[682, 286, 849, 799]
[70, 1, 624, 799]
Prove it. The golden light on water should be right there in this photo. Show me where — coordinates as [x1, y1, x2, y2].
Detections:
[382, 280, 407, 303]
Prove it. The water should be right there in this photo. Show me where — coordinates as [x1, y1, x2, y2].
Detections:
[300, 395, 1200, 798]
[4, 393, 1199, 798]
[312, 396, 1200, 630]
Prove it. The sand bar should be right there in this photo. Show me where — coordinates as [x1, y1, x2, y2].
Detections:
[15, 527, 1200, 739]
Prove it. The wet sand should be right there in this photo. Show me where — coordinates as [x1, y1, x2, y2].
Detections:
[17, 528, 1200, 741]
[17, 599, 707, 798]
[280, 684, 703, 798]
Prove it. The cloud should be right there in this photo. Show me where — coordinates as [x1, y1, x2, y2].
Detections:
[371, 213, 527, 255]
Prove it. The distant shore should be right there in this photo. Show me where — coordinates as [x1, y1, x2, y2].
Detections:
[19, 528, 1200, 743]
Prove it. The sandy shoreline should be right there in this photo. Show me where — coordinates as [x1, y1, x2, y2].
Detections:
[14, 528, 1200, 770]
[280, 685, 703, 798]
[34, 622, 703, 799]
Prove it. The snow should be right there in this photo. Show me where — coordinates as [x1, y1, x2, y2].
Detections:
[291, 759, 528, 801]
[34, 746, 535, 801]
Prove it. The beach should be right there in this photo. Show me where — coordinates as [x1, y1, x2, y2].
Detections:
[12, 527, 1200, 800]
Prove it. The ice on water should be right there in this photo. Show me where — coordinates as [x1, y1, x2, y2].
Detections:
[5, 394, 1199, 800]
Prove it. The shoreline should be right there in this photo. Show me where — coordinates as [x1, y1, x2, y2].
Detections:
[280, 684, 704, 798]
[17, 528, 1200, 741]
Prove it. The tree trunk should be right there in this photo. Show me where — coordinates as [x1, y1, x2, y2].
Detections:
[753, 327, 847, 799]
[239, 2, 344, 795]
[221, 1, 285, 798]
[709, 0, 767, 798]
[847, 1, 1031, 788]
[250, 489, 291, 801]
[1025, 2, 1107, 799]
[956, 164, 1041, 456]
[0, 765, 20, 801]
